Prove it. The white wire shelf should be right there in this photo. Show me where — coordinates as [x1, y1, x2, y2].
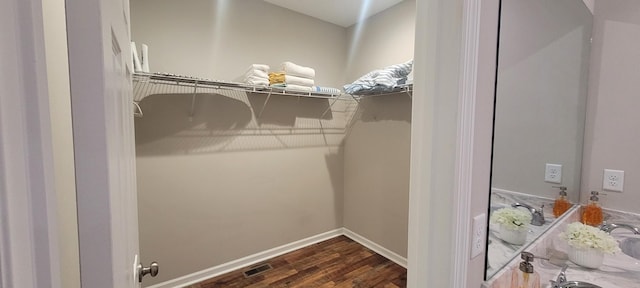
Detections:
[133, 72, 341, 102]
[132, 72, 412, 118]
[133, 72, 347, 118]
[350, 84, 413, 102]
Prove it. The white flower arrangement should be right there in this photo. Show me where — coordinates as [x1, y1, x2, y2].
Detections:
[490, 207, 532, 231]
[560, 222, 621, 254]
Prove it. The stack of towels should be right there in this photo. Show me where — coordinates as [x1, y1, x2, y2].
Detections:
[244, 64, 270, 86]
[269, 62, 316, 92]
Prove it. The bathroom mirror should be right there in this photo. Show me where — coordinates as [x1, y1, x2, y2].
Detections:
[486, 0, 593, 279]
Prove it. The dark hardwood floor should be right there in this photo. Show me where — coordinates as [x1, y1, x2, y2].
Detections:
[186, 235, 407, 288]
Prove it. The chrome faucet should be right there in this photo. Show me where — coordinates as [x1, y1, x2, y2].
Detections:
[549, 265, 568, 288]
[512, 203, 546, 226]
[600, 223, 640, 234]
[550, 265, 603, 288]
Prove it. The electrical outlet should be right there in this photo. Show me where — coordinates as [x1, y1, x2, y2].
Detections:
[471, 213, 486, 259]
[603, 169, 624, 192]
[545, 163, 562, 184]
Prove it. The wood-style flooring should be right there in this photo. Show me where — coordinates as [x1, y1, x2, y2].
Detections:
[186, 235, 407, 288]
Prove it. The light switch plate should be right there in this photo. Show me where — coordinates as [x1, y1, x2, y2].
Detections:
[545, 163, 562, 184]
[471, 213, 486, 259]
[603, 169, 624, 192]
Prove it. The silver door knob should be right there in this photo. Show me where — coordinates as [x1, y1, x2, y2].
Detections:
[137, 261, 159, 282]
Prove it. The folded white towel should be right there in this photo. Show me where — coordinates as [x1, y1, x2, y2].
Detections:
[245, 76, 269, 86]
[245, 69, 269, 79]
[284, 75, 314, 87]
[248, 64, 270, 72]
[282, 62, 315, 78]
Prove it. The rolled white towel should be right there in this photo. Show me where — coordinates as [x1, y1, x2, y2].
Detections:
[245, 76, 269, 86]
[284, 75, 314, 87]
[282, 61, 315, 78]
[245, 69, 269, 79]
[248, 64, 270, 72]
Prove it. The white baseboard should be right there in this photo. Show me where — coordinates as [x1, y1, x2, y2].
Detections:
[341, 228, 407, 268]
[146, 229, 343, 288]
[147, 228, 407, 288]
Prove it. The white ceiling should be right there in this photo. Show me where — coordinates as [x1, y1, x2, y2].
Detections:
[264, 0, 404, 28]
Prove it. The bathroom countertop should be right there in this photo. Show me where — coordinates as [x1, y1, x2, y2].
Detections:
[487, 191, 559, 277]
[485, 208, 640, 288]
[535, 231, 640, 287]
[486, 217, 556, 277]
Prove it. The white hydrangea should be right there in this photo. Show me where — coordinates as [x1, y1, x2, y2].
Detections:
[560, 222, 621, 254]
[490, 207, 532, 231]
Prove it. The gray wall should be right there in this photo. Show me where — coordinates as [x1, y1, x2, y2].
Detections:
[131, 1, 350, 285]
[345, 0, 416, 82]
[135, 94, 348, 287]
[342, 0, 415, 258]
[581, 0, 640, 214]
[492, 0, 592, 201]
[343, 98, 412, 257]
[130, 0, 348, 88]
[131, 0, 414, 285]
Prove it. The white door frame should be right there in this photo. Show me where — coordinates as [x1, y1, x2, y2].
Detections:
[0, 0, 500, 287]
[0, 0, 62, 287]
[407, 0, 497, 287]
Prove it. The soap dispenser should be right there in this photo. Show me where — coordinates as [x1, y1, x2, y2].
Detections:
[510, 252, 540, 288]
[552, 186, 571, 217]
[582, 191, 603, 227]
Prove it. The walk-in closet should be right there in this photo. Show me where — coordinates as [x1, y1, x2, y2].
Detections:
[130, 0, 416, 286]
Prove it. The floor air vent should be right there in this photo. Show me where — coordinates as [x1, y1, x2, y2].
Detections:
[243, 263, 273, 278]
